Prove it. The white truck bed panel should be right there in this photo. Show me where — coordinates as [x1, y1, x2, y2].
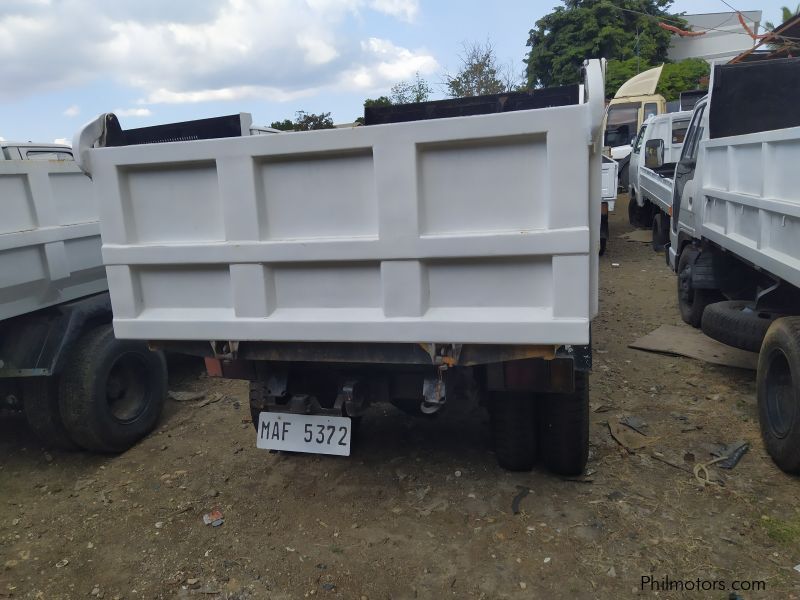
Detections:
[0, 159, 105, 321]
[80, 62, 603, 345]
[601, 155, 618, 210]
[639, 166, 674, 213]
[700, 126, 800, 289]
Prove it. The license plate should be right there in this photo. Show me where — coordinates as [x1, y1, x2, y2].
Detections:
[255, 412, 351, 456]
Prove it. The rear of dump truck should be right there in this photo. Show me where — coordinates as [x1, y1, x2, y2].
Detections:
[74, 60, 604, 474]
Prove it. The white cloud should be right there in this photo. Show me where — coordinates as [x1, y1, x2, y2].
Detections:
[369, 0, 418, 22]
[0, 136, 5, 141]
[63, 105, 80, 117]
[113, 107, 152, 117]
[53, 138, 70, 145]
[0, 0, 435, 105]
[343, 37, 437, 90]
[142, 86, 315, 105]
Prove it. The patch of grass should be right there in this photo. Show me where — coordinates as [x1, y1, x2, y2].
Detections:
[761, 514, 800, 544]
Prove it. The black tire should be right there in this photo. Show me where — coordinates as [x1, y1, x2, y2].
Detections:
[599, 213, 608, 256]
[619, 163, 629, 190]
[628, 194, 640, 227]
[59, 324, 167, 453]
[757, 318, 800, 474]
[489, 392, 537, 471]
[22, 378, 80, 450]
[677, 249, 720, 328]
[538, 370, 590, 476]
[702, 301, 786, 353]
[651, 212, 669, 252]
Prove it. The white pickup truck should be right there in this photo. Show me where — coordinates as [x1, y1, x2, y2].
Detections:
[627, 111, 691, 250]
[0, 140, 167, 453]
[669, 56, 800, 473]
[74, 60, 605, 474]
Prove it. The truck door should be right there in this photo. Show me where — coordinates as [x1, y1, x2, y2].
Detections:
[672, 100, 706, 234]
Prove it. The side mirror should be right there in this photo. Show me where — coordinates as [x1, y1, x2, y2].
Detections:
[644, 138, 664, 169]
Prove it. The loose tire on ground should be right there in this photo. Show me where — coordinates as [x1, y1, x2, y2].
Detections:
[489, 391, 537, 471]
[677, 248, 720, 328]
[538, 370, 590, 476]
[757, 317, 800, 474]
[22, 378, 79, 450]
[702, 300, 786, 353]
[59, 324, 167, 453]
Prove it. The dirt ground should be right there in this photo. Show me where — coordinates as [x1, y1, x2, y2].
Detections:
[2, 195, 799, 600]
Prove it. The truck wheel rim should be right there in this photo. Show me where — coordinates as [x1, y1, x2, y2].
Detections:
[764, 348, 795, 439]
[106, 353, 149, 423]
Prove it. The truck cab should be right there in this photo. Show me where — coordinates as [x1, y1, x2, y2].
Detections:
[603, 65, 667, 189]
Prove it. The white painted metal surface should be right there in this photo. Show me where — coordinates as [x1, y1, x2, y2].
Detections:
[0, 148, 105, 321]
[601, 155, 618, 211]
[77, 60, 604, 346]
[635, 111, 692, 212]
[699, 126, 800, 289]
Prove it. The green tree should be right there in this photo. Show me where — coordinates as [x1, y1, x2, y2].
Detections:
[445, 41, 517, 97]
[765, 4, 800, 29]
[391, 72, 433, 104]
[605, 56, 709, 100]
[525, 0, 685, 89]
[269, 118, 294, 131]
[270, 111, 335, 131]
[657, 58, 709, 100]
[355, 96, 393, 124]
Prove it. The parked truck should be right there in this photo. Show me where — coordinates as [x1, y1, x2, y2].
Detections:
[0, 140, 167, 452]
[668, 57, 800, 473]
[603, 64, 667, 190]
[72, 60, 605, 474]
[627, 110, 692, 250]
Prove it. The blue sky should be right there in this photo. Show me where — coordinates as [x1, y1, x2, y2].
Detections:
[0, 0, 789, 144]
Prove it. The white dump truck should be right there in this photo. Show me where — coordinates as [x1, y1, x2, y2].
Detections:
[627, 110, 692, 250]
[0, 140, 167, 452]
[73, 60, 605, 473]
[668, 57, 800, 473]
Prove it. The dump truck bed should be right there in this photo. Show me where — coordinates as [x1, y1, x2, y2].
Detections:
[77, 61, 604, 346]
[0, 155, 105, 321]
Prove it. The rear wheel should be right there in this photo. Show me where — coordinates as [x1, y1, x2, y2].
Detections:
[628, 195, 640, 227]
[22, 378, 79, 450]
[538, 370, 590, 476]
[488, 391, 537, 471]
[677, 248, 719, 328]
[757, 318, 800, 474]
[59, 324, 167, 453]
[651, 212, 669, 252]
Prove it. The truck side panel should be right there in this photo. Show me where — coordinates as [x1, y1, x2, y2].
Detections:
[0, 159, 105, 321]
[700, 126, 800, 289]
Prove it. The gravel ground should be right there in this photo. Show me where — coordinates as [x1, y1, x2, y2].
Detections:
[2, 195, 799, 600]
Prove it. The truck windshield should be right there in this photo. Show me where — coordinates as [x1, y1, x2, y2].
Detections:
[604, 103, 639, 147]
[672, 119, 690, 144]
